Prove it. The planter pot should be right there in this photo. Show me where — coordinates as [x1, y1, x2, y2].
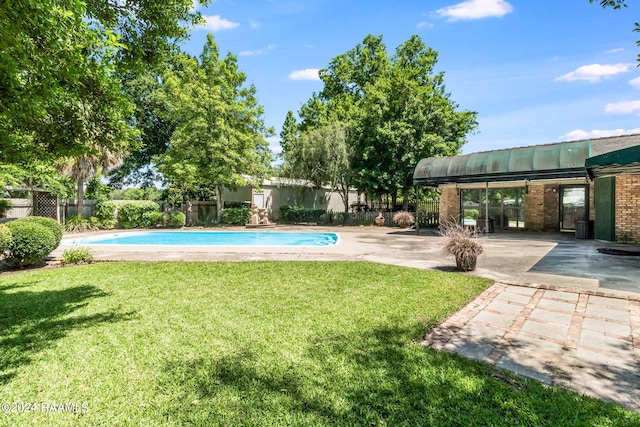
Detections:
[455, 255, 477, 272]
[375, 217, 384, 226]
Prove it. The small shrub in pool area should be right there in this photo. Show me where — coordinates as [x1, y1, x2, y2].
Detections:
[20, 216, 63, 246]
[222, 207, 252, 225]
[279, 205, 326, 223]
[94, 201, 117, 229]
[64, 216, 95, 233]
[5, 220, 57, 266]
[170, 212, 186, 228]
[118, 201, 160, 229]
[143, 211, 167, 228]
[332, 212, 347, 225]
[61, 246, 94, 265]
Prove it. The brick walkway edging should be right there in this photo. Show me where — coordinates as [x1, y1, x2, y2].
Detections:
[494, 278, 640, 302]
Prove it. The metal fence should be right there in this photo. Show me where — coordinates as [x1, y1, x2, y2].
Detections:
[345, 199, 440, 227]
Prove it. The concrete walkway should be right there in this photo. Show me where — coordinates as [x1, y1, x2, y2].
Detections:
[53, 226, 640, 411]
[423, 282, 640, 412]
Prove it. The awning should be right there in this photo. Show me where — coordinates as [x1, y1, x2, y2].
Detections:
[414, 140, 592, 186]
[585, 144, 640, 179]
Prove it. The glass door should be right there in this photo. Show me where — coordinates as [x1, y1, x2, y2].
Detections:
[560, 185, 587, 230]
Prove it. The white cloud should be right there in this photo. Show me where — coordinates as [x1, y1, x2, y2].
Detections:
[560, 128, 640, 141]
[199, 15, 239, 31]
[288, 69, 320, 81]
[417, 21, 434, 29]
[434, 0, 513, 21]
[238, 44, 276, 57]
[605, 48, 624, 54]
[249, 19, 262, 28]
[604, 100, 640, 114]
[629, 77, 640, 89]
[267, 136, 282, 154]
[555, 63, 632, 83]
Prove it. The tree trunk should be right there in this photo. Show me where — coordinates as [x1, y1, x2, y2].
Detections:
[77, 176, 85, 218]
[215, 185, 224, 223]
[391, 192, 397, 211]
[402, 186, 410, 211]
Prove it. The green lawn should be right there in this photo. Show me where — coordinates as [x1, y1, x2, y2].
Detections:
[0, 261, 637, 426]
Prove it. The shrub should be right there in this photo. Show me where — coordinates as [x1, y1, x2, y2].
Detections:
[142, 211, 166, 228]
[5, 221, 57, 267]
[169, 212, 186, 228]
[0, 224, 12, 255]
[20, 216, 63, 247]
[463, 209, 479, 220]
[94, 201, 117, 229]
[61, 246, 94, 266]
[117, 201, 160, 229]
[393, 211, 415, 228]
[222, 207, 252, 225]
[279, 205, 326, 223]
[331, 212, 347, 225]
[64, 216, 95, 233]
[0, 199, 13, 217]
[439, 219, 484, 272]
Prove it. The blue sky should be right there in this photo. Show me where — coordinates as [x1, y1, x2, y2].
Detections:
[184, 0, 640, 155]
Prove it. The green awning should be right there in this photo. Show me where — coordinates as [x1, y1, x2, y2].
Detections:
[414, 140, 592, 186]
[585, 144, 640, 179]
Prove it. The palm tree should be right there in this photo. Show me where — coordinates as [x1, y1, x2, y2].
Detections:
[63, 148, 124, 217]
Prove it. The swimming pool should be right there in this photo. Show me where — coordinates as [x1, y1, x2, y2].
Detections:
[63, 231, 340, 247]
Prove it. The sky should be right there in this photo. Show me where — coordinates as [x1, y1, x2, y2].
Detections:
[183, 0, 640, 156]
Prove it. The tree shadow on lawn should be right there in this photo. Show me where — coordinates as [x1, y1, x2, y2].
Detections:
[0, 282, 136, 385]
[155, 323, 635, 426]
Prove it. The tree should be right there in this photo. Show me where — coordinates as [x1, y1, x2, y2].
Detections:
[290, 122, 355, 212]
[291, 34, 477, 210]
[0, 0, 202, 184]
[156, 36, 273, 222]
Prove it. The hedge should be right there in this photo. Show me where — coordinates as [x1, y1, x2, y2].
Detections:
[5, 220, 57, 267]
[0, 224, 12, 254]
[118, 201, 160, 229]
[222, 207, 252, 225]
[20, 216, 63, 247]
[279, 205, 326, 223]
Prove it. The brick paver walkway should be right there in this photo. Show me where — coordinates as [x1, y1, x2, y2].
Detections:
[422, 282, 640, 412]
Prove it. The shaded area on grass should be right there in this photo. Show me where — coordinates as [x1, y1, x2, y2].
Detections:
[0, 282, 135, 384]
[155, 322, 638, 426]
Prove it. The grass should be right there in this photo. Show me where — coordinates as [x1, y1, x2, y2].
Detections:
[0, 261, 638, 426]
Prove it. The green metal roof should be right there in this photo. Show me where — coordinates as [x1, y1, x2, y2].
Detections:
[585, 144, 640, 179]
[413, 140, 592, 186]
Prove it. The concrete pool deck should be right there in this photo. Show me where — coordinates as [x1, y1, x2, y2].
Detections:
[55, 225, 640, 295]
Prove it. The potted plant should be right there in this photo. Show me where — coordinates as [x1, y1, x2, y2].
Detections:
[393, 211, 415, 228]
[375, 212, 385, 226]
[439, 219, 483, 272]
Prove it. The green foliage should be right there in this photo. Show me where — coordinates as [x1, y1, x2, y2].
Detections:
[142, 211, 168, 228]
[110, 187, 164, 201]
[5, 220, 57, 267]
[0, 199, 12, 217]
[117, 201, 160, 229]
[155, 35, 273, 222]
[20, 216, 63, 247]
[279, 205, 326, 223]
[331, 212, 347, 225]
[94, 201, 118, 229]
[64, 216, 95, 233]
[464, 209, 479, 219]
[221, 208, 252, 225]
[61, 246, 94, 266]
[290, 122, 355, 212]
[169, 212, 186, 228]
[85, 175, 112, 201]
[0, 223, 12, 254]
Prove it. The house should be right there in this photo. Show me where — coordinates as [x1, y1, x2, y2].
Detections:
[413, 134, 640, 243]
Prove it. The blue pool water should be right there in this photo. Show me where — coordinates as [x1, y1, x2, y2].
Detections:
[64, 231, 339, 247]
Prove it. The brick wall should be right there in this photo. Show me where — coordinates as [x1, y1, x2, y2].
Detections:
[525, 184, 545, 230]
[439, 188, 460, 223]
[543, 185, 560, 230]
[615, 175, 640, 243]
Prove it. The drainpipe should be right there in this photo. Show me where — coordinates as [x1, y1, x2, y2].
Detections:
[485, 181, 489, 233]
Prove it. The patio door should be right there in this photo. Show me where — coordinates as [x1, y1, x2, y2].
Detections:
[560, 185, 587, 230]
